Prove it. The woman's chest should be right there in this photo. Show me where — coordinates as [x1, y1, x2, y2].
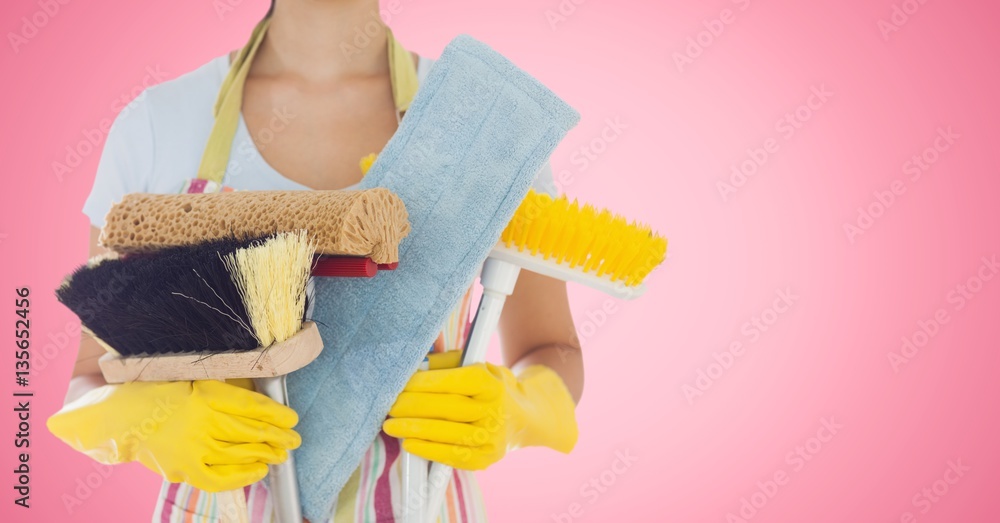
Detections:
[241, 75, 400, 191]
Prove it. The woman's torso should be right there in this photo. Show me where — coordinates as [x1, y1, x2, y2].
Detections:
[143, 52, 487, 523]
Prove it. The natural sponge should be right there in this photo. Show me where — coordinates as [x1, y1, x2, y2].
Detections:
[100, 189, 410, 264]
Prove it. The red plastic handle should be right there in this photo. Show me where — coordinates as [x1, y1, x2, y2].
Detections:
[312, 256, 378, 277]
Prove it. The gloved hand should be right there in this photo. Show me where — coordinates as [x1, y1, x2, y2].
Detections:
[383, 353, 578, 470]
[47, 380, 300, 492]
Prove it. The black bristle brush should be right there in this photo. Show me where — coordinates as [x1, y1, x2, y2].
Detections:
[57, 237, 263, 355]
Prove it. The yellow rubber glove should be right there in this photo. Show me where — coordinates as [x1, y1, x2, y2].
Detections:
[383, 354, 578, 470]
[47, 380, 301, 492]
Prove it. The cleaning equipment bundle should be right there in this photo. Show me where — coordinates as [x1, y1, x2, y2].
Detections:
[54, 31, 582, 521]
[50, 189, 411, 522]
[419, 190, 667, 520]
[283, 34, 581, 521]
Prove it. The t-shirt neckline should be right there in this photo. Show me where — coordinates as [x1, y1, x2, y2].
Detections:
[213, 54, 364, 192]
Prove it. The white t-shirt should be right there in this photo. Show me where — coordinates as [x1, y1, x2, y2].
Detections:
[83, 54, 554, 227]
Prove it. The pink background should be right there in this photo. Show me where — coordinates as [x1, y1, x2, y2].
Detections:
[2, 0, 999, 521]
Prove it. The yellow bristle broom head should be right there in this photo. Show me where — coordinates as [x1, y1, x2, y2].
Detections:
[223, 230, 317, 347]
[500, 190, 667, 287]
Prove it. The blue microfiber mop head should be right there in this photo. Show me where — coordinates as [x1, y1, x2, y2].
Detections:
[286, 34, 580, 521]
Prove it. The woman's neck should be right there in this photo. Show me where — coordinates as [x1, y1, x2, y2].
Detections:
[255, 0, 388, 81]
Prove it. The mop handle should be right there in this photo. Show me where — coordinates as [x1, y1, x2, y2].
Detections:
[424, 258, 521, 522]
[253, 376, 303, 523]
[400, 355, 431, 523]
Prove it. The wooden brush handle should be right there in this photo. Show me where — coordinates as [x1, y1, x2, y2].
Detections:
[216, 488, 249, 523]
[98, 322, 323, 383]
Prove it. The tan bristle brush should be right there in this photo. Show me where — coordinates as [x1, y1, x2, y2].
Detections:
[101, 188, 410, 277]
[58, 189, 411, 523]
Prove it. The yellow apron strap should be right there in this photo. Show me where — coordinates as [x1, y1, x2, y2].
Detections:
[197, 18, 271, 183]
[196, 19, 419, 184]
[387, 27, 419, 113]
